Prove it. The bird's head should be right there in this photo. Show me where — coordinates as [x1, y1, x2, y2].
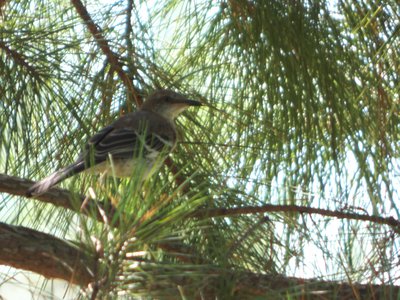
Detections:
[140, 89, 202, 120]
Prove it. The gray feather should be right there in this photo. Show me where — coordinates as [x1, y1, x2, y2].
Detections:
[26, 162, 84, 197]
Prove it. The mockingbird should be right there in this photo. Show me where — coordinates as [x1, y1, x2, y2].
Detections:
[27, 89, 201, 196]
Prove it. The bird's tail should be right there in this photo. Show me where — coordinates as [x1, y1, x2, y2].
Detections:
[26, 161, 85, 197]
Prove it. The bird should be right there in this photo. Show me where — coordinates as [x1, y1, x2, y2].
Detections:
[26, 89, 202, 196]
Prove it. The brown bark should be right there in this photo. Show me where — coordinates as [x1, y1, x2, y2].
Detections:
[2, 173, 398, 231]
[0, 222, 95, 285]
[232, 272, 400, 299]
[192, 204, 400, 229]
[0, 222, 397, 299]
[1, 173, 399, 298]
[0, 173, 79, 210]
[0, 173, 200, 260]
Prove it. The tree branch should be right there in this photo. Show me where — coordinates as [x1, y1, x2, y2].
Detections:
[0, 222, 95, 285]
[115, 267, 400, 299]
[0, 173, 75, 209]
[231, 272, 399, 299]
[70, 0, 141, 107]
[1, 221, 398, 299]
[0, 40, 42, 79]
[0, 0, 6, 17]
[193, 204, 400, 230]
[1, 173, 399, 231]
[0, 173, 197, 260]
[0, 173, 118, 224]
[1, 174, 399, 297]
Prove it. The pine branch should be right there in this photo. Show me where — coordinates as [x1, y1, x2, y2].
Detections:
[231, 272, 400, 299]
[0, 0, 6, 20]
[193, 205, 400, 230]
[0, 222, 397, 299]
[70, 0, 141, 107]
[0, 173, 197, 261]
[0, 173, 76, 210]
[0, 222, 95, 285]
[1, 174, 399, 297]
[0, 40, 42, 79]
[1, 173, 399, 232]
[0, 173, 114, 222]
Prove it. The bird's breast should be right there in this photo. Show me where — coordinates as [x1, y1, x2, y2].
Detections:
[87, 154, 164, 179]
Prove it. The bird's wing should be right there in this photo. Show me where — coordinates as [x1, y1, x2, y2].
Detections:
[88, 125, 114, 146]
[85, 125, 173, 164]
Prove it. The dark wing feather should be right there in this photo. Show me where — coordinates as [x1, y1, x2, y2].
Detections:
[84, 127, 172, 164]
[145, 134, 172, 152]
[88, 125, 114, 146]
[94, 128, 140, 161]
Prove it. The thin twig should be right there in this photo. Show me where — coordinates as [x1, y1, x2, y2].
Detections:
[0, 40, 42, 79]
[124, 0, 137, 79]
[70, 0, 141, 107]
[0, 0, 6, 17]
[193, 204, 400, 230]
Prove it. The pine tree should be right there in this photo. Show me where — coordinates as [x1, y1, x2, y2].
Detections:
[0, 0, 399, 298]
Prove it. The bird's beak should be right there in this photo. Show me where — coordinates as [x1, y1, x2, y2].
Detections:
[175, 99, 202, 106]
[164, 98, 202, 119]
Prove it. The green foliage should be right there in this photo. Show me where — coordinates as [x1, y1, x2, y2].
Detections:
[0, 0, 399, 298]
